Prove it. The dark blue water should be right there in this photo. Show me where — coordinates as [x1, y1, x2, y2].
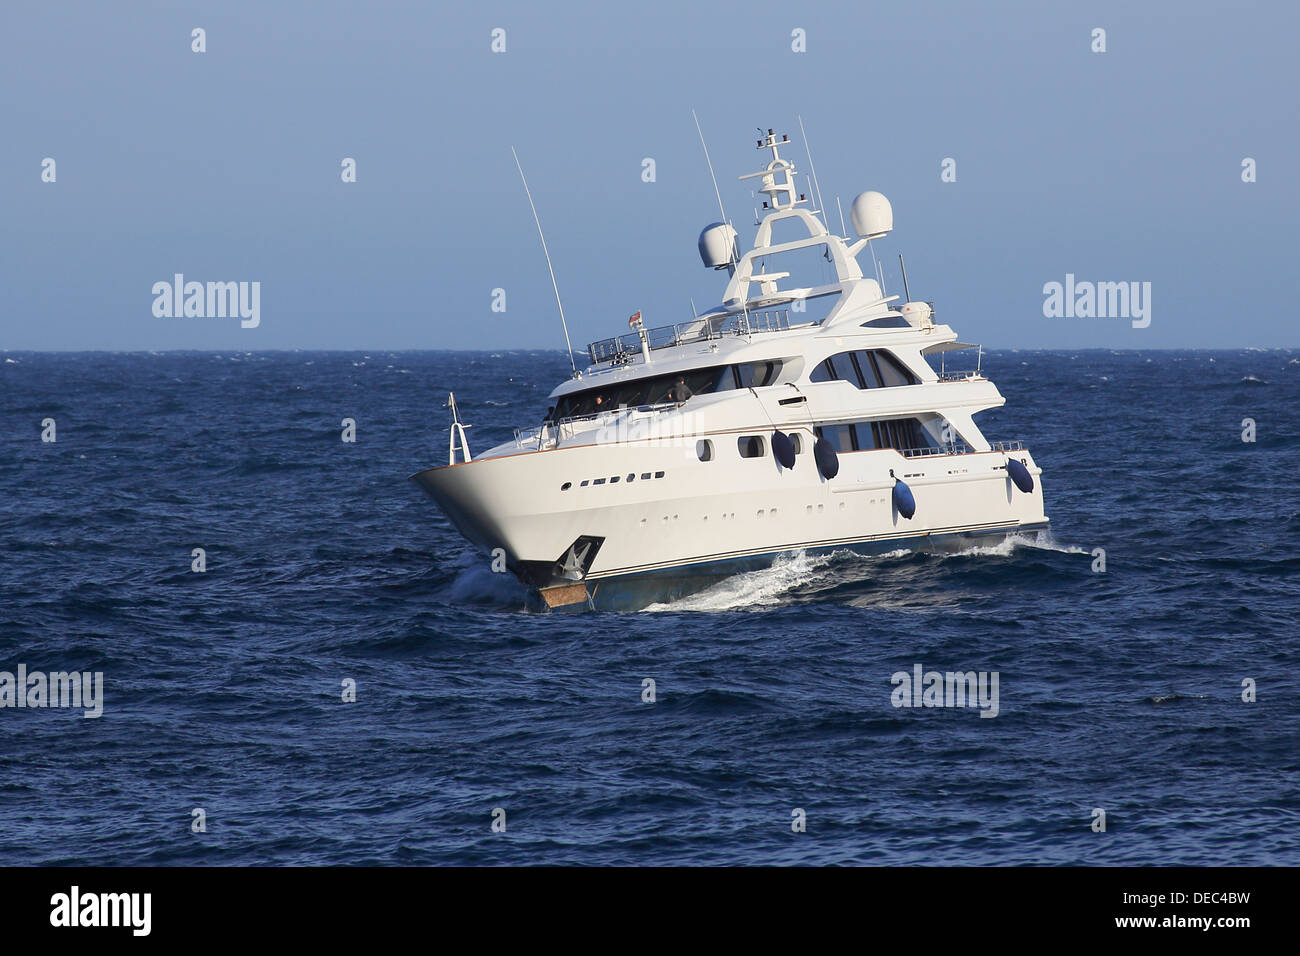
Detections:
[1, 350, 1296, 865]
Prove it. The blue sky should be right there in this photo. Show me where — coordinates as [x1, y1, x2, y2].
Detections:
[2, 0, 1295, 351]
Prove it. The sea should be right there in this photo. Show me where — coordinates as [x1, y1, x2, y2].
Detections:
[0, 349, 1296, 865]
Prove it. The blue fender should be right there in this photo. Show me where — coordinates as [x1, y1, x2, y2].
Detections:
[1006, 458, 1034, 493]
[892, 476, 916, 519]
[772, 430, 796, 470]
[813, 438, 839, 479]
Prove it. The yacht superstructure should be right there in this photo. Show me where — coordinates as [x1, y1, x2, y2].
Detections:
[412, 128, 1048, 608]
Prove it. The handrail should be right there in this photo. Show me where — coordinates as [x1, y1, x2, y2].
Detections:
[511, 425, 1029, 457]
[901, 443, 969, 458]
[586, 309, 792, 365]
[900, 440, 1025, 458]
[513, 402, 680, 448]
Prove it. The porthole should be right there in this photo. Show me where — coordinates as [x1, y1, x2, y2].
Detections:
[627, 473, 636, 482]
[594, 478, 606, 485]
[791, 434, 803, 455]
[561, 482, 572, 491]
[641, 472, 651, 480]
[738, 435, 766, 458]
[654, 471, 665, 479]
[697, 439, 714, 462]
[610, 475, 620, 483]
[581, 480, 589, 487]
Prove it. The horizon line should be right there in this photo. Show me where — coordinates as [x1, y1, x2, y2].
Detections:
[3, 346, 1297, 355]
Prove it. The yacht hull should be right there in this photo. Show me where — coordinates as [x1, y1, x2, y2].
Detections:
[518, 520, 1048, 610]
[411, 432, 1049, 610]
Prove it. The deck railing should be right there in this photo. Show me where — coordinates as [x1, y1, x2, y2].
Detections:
[889, 440, 1027, 459]
[513, 402, 680, 448]
[586, 310, 792, 366]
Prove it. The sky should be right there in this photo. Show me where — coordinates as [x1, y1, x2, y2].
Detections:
[2, 0, 1296, 351]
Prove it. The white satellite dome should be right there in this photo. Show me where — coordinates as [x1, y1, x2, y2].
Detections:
[900, 301, 933, 329]
[850, 191, 893, 239]
[697, 222, 738, 269]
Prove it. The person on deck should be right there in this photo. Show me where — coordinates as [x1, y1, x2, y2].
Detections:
[670, 376, 694, 404]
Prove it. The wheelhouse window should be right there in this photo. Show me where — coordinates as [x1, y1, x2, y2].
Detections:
[552, 357, 802, 419]
[872, 350, 918, 388]
[552, 364, 734, 419]
[809, 349, 918, 389]
[809, 355, 839, 383]
[735, 360, 784, 388]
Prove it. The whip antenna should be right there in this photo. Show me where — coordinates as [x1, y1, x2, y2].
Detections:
[512, 146, 577, 377]
[692, 109, 729, 227]
[797, 115, 828, 230]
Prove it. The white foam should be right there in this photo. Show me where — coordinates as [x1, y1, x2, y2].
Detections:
[643, 550, 833, 613]
[642, 532, 1088, 612]
[950, 532, 1088, 557]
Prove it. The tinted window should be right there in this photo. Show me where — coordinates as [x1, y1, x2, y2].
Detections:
[847, 352, 872, 388]
[855, 351, 881, 388]
[811, 349, 916, 389]
[809, 358, 835, 383]
[554, 364, 733, 418]
[816, 418, 938, 453]
[817, 424, 854, 453]
[852, 422, 878, 450]
[737, 360, 782, 388]
[875, 351, 917, 387]
[869, 418, 934, 451]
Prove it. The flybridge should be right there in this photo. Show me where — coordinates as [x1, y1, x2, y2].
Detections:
[583, 126, 929, 372]
[586, 309, 794, 367]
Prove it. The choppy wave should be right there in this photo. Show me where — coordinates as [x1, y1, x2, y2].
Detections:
[1, 349, 1297, 867]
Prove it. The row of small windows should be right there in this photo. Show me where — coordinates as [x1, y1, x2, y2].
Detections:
[561, 419, 929, 489]
[560, 471, 665, 491]
[734, 434, 804, 459]
[814, 418, 937, 454]
[695, 434, 805, 462]
[552, 360, 786, 419]
[810, 349, 918, 389]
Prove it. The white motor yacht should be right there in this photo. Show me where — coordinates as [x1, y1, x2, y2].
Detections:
[413, 128, 1048, 609]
